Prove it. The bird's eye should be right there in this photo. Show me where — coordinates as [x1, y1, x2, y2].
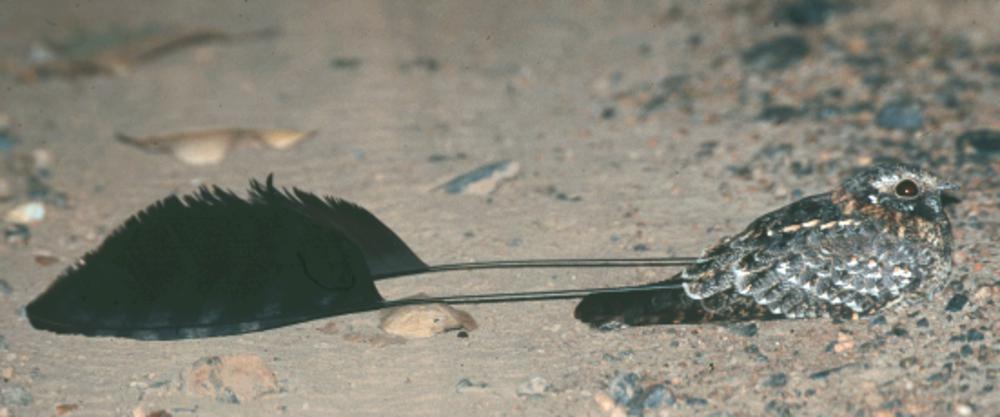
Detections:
[894, 179, 920, 198]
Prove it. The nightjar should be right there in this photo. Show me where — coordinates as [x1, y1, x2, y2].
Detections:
[574, 164, 957, 327]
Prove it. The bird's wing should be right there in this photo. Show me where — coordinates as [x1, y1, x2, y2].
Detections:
[681, 192, 843, 300]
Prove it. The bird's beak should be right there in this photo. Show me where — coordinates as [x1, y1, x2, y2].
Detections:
[937, 181, 960, 191]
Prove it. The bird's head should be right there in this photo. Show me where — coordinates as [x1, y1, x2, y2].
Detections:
[842, 164, 957, 221]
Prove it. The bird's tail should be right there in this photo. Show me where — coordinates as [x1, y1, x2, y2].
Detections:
[573, 281, 779, 328]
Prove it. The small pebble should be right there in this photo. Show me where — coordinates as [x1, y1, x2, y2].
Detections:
[944, 293, 968, 312]
[31, 149, 53, 171]
[728, 322, 759, 337]
[455, 378, 488, 394]
[876, 98, 924, 131]
[184, 355, 279, 403]
[809, 364, 853, 380]
[594, 391, 616, 412]
[915, 318, 929, 327]
[401, 56, 439, 72]
[516, 376, 550, 398]
[0, 335, 7, 350]
[638, 384, 675, 409]
[2, 225, 29, 245]
[966, 329, 984, 342]
[762, 373, 788, 388]
[55, 403, 79, 416]
[960, 344, 974, 356]
[33, 251, 59, 266]
[956, 129, 1000, 158]
[330, 57, 362, 69]
[0, 178, 11, 200]
[0, 384, 32, 406]
[0, 280, 10, 297]
[609, 373, 639, 404]
[765, 399, 793, 417]
[832, 332, 855, 353]
[742, 35, 810, 72]
[379, 302, 477, 338]
[685, 397, 708, 406]
[132, 407, 172, 417]
[758, 105, 802, 123]
[4, 202, 45, 224]
[776, 0, 837, 27]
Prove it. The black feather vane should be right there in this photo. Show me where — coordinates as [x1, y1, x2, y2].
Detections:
[26, 176, 427, 340]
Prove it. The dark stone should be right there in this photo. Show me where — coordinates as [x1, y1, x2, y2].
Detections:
[987, 62, 1000, 77]
[632, 244, 649, 252]
[956, 129, 1000, 158]
[809, 364, 853, 380]
[776, 0, 837, 27]
[742, 35, 810, 72]
[758, 105, 803, 123]
[3, 224, 29, 245]
[765, 399, 794, 417]
[639, 95, 667, 117]
[0, 335, 7, 350]
[402, 56, 439, 72]
[638, 43, 652, 56]
[0, 129, 16, 152]
[926, 371, 950, 383]
[456, 331, 469, 338]
[610, 373, 640, 405]
[330, 57, 362, 69]
[0, 384, 33, 406]
[868, 315, 887, 326]
[696, 141, 718, 159]
[0, 279, 10, 296]
[881, 399, 902, 410]
[889, 326, 909, 337]
[745, 344, 769, 362]
[727, 322, 758, 337]
[944, 293, 969, 312]
[763, 373, 788, 388]
[601, 106, 617, 120]
[876, 98, 924, 131]
[916, 318, 929, 327]
[639, 384, 675, 409]
[960, 344, 974, 356]
[966, 329, 985, 342]
[455, 378, 488, 393]
[441, 160, 516, 194]
[685, 397, 708, 406]
[899, 356, 918, 368]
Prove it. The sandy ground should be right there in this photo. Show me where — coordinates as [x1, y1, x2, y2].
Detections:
[1, 1, 998, 416]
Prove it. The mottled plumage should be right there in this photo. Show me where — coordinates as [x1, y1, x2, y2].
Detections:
[574, 164, 956, 327]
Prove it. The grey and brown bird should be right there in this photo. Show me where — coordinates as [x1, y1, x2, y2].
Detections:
[574, 163, 957, 328]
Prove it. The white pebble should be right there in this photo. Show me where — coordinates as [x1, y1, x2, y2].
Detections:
[5, 202, 45, 224]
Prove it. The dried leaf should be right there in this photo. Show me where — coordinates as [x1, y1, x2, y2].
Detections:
[15, 27, 277, 81]
[117, 128, 314, 165]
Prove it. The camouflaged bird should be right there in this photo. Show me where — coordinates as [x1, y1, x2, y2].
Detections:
[574, 164, 957, 328]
